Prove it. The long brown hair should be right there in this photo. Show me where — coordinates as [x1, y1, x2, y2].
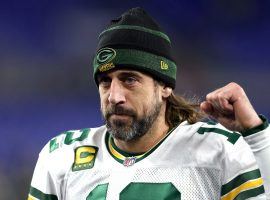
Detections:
[165, 92, 205, 128]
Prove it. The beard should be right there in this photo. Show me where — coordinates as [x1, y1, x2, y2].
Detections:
[102, 99, 162, 142]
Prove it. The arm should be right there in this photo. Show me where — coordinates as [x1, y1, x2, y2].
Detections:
[241, 116, 270, 199]
[200, 82, 270, 198]
[28, 143, 61, 200]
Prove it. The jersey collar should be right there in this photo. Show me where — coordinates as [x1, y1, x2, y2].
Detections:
[105, 126, 177, 166]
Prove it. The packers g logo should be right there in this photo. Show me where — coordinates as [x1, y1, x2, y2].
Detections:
[96, 47, 116, 64]
[72, 146, 99, 171]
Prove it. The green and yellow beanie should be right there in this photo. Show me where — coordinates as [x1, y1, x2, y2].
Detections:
[93, 7, 177, 88]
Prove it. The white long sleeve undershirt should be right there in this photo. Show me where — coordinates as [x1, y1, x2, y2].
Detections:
[243, 120, 270, 199]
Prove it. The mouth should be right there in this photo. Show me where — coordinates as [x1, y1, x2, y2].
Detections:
[104, 105, 136, 122]
[110, 114, 132, 120]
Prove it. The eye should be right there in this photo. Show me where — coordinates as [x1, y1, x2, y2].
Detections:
[124, 76, 137, 85]
[98, 76, 111, 87]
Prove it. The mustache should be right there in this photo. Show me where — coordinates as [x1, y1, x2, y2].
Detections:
[104, 105, 136, 119]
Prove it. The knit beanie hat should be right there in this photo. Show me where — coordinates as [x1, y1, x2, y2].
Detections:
[93, 7, 177, 88]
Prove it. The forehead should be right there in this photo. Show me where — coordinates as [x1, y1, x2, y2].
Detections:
[98, 69, 153, 79]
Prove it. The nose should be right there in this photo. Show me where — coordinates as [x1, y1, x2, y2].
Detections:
[108, 80, 126, 105]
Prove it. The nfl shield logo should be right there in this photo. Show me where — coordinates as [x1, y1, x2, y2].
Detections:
[123, 157, 136, 167]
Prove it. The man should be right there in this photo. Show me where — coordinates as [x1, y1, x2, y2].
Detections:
[28, 7, 270, 200]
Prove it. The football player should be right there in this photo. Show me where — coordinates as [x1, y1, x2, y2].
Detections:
[28, 7, 270, 200]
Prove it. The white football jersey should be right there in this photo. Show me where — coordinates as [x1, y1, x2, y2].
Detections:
[28, 120, 267, 200]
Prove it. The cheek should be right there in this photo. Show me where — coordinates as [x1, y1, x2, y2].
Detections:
[136, 94, 157, 114]
[99, 93, 108, 112]
[100, 101, 108, 118]
[145, 90, 161, 109]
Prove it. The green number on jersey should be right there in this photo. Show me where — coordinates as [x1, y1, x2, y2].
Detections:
[64, 128, 90, 145]
[49, 128, 90, 152]
[87, 183, 108, 200]
[197, 127, 240, 144]
[87, 182, 180, 200]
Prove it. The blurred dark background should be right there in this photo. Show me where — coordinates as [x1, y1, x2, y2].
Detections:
[0, 0, 269, 199]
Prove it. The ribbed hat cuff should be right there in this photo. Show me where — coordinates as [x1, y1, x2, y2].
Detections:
[93, 48, 176, 88]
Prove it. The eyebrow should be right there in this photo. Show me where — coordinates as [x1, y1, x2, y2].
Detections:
[97, 73, 110, 82]
[97, 70, 144, 82]
[118, 71, 142, 78]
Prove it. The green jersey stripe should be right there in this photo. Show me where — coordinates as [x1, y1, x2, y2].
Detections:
[234, 185, 265, 200]
[221, 169, 262, 195]
[29, 186, 58, 200]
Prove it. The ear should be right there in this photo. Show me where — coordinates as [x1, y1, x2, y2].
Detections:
[161, 86, 172, 98]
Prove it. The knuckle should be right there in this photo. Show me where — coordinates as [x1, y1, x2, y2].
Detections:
[228, 81, 244, 91]
[228, 82, 241, 89]
[231, 82, 244, 93]
[228, 82, 237, 87]
[228, 81, 237, 86]
[206, 93, 212, 100]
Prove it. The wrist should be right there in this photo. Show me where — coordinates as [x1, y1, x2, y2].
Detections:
[241, 115, 269, 137]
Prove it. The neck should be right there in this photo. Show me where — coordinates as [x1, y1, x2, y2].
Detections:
[113, 112, 169, 154]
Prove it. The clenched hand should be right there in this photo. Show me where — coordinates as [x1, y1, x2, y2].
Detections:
[200, 82, 262, 132]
